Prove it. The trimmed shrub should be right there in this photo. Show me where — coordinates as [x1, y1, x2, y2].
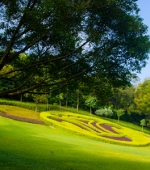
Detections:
[95, 107, 113, 117]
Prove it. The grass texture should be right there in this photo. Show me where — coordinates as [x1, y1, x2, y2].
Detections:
[0, 115, 150, 170]
[0, 104, 150, 169]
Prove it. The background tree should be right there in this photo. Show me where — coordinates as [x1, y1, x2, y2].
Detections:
[140, 119, 146, 132]
[134, 79, 150, 120]
[85, 95, 97, 114]
[110, 86, 135, 112]
[115, 109, 125, 122]
[56, 93, 64, 110]
[31, 93, 48, 112]
[85, 74, 115, 106]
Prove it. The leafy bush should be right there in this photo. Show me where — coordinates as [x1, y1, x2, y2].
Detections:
[95, 107, 113, 117]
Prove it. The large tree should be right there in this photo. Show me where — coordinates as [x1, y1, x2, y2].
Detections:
[110, 86, 135, 112]
[134, 78, 150, 118]
[0, 0, 150, 97]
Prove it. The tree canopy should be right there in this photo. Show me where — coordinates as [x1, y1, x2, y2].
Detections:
[134, 78, 150, 117]
[0, 0, 150, 97]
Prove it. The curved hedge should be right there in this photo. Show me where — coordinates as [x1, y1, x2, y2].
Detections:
[40, 111, 150, 147]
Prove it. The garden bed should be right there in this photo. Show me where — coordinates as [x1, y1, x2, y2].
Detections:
[0, 112, 45, 125]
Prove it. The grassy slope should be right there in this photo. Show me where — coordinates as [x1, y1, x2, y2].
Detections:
[0, 114, 150, 170]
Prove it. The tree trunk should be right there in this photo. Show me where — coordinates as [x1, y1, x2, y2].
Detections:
[76, 93, 79, 111]
[20, 94, 22, 102]
[90, 106, 92, 115]
[35, 103, 38, 112]
[66, 97, 68, 108]
[59, 100, 61, 110]
[47, 98, 49, 110]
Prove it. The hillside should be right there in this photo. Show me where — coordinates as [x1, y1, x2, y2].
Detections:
[0, 104, 150, 169]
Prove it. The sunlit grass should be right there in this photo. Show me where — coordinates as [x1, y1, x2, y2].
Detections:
[0, 104, 150, 169]
[0, 116, 150, 170]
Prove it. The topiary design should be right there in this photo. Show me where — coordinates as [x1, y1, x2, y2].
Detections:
[40, 111, 150, 146]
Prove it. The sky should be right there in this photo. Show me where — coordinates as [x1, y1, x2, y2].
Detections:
[136, 0, 150, 82]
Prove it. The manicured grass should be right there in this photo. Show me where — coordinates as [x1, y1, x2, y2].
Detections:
[1, 116, 150, 170]
[0, 104, 150, 169]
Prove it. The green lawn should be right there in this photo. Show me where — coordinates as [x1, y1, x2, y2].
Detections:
[0, 115, 150, 170]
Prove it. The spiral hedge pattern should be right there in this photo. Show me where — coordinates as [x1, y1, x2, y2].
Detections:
[40, 111, 150, 146]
